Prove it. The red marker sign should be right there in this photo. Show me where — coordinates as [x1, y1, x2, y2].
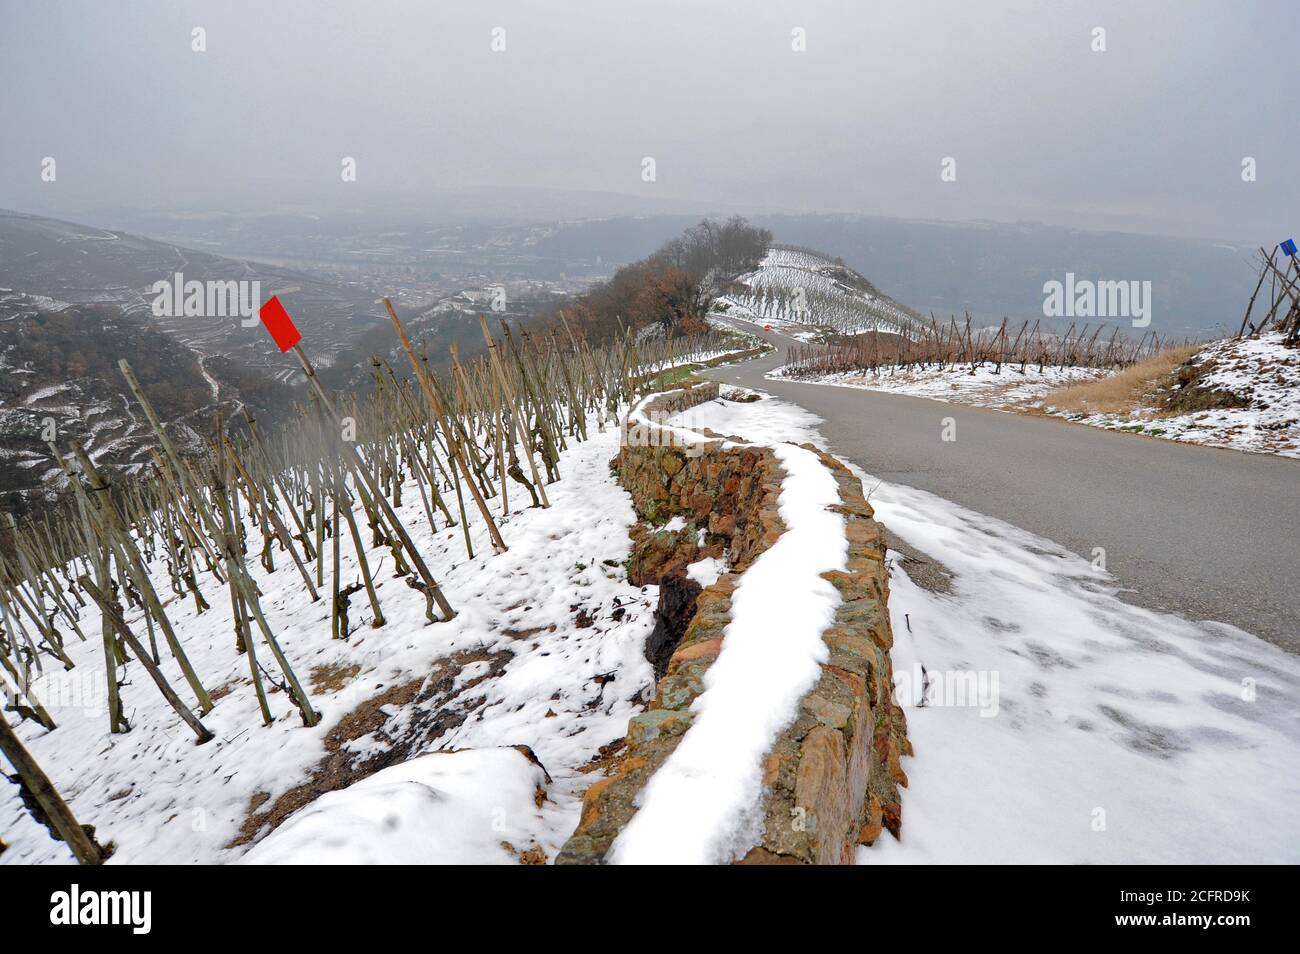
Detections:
[258, 295, 303, 352]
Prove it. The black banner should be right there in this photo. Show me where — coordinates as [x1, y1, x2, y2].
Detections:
[0, 864, 1283, 941]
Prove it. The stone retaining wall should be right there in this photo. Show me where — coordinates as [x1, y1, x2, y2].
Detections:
[556, 384, 910, 865]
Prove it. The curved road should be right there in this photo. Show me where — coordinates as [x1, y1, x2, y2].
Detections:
[704, 326, 1300, 652]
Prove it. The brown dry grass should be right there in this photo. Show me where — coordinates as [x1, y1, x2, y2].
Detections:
[1039, 344, 1201, 417]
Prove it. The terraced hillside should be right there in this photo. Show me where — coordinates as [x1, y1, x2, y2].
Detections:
[712, 244, 923, 338]
[0, 301, 292, 517]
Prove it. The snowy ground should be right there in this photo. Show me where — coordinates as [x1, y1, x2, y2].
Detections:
[2, 423, 658, 865]
[1047, 333, 1300, 459]
[10, 376, 1298, 865]
[771, 363, 1107, 410]
[240, 747, 553, 864]
[676, 391, 1300, 864]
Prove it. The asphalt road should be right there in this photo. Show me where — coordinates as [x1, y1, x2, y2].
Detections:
[704, 326, 1300, 652]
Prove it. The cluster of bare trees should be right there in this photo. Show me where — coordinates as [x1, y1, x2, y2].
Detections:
[0, 303, 740, 863]
[779, 314, 1171, 379]
[563, 217, 771, 339]
[651, 216, 772, 286]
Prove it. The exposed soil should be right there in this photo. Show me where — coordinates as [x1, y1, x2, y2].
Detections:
[308, 661, 362, 694]
[227, 646, 513, 849]
[1161, 356, 1251, 414]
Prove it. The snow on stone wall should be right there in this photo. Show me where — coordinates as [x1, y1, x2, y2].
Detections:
[558, 383, 910, 864]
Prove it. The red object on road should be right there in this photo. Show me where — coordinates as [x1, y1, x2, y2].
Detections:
[258, 295, 303, 352]
[763, 324, 772, 331]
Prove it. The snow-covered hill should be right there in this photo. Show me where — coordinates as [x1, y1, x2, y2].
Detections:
[711, 244, 922, 338]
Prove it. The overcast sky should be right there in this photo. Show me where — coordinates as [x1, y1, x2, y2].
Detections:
[1, 0, 1295, 240]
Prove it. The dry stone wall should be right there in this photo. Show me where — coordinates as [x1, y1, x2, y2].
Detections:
[556, 383, 910, 865]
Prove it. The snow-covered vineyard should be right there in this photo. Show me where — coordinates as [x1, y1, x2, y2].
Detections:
[4, 328, 1299, 864]
[3, 243, 1297, 865]
[0, 318, 762, 865]
[2, 422, 656, 864]
[712, 245, 922, 338]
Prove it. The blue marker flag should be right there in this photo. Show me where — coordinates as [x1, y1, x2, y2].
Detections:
[1283, 238, 1298, 257]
